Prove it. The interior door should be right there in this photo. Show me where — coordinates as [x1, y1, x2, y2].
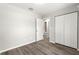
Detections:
[37, 18, 44, 41]
[64, 12, 77, 48]
[55, 16, 65, 45]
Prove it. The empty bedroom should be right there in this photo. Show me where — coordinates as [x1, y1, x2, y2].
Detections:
[0, 2, 79, 55]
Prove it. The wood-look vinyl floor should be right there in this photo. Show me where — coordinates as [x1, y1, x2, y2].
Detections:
[1, 39, 79, 55]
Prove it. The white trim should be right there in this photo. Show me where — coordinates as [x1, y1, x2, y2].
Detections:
[0, 40, 35, 54]
[77, 49, 79, 51]
[0, 39, 44, 54]
[49, 41, 56, 44]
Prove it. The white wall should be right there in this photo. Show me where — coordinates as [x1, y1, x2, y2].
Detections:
[0, 4, 39, 53]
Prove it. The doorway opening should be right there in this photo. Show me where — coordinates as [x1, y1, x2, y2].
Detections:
[43, 19, 49, 41]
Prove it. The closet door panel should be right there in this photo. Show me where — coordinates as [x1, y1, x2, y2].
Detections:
[55, 16, 64, 44]
[64, 12, 77, 48]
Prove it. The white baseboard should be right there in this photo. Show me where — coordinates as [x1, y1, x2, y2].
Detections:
[49, 41, 56, 44]
[77, 49, 79, 51]
[0, 39, 44, 54]
[0, 41, 35, 54]
[0, 44, 27, 54]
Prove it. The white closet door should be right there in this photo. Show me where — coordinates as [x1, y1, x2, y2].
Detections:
[55, 16, 65, 44]
[64, 12, 77, 48]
